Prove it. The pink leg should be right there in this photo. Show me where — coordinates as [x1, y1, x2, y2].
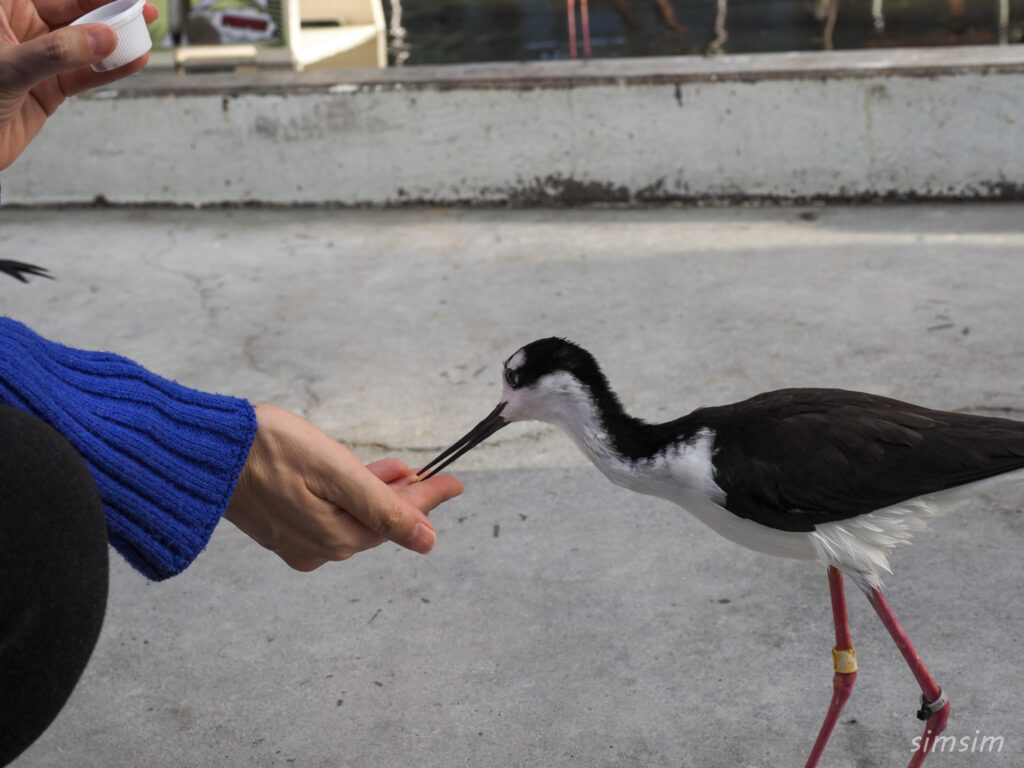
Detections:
[866, 587, 950, 768]
[580, 0, 591, 57]
[567, 0, 578, 58]
[804, 566, 858, 768]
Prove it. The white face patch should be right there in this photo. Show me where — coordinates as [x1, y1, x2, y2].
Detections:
[505, 349, 526, 374]
[501, 370, 596, 427]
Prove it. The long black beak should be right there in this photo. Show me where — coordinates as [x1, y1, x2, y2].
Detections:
[417, 402, 509, 480]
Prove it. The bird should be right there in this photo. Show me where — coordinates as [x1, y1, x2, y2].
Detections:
[416, 336, 1024, 768]
[0, 260, 52, 283]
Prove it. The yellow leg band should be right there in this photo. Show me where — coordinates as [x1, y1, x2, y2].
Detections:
[833, 646, 858, 674]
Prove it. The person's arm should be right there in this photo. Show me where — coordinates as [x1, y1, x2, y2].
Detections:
[0, 0, 159, 171]
[0, 318, 461, 579]
[0, 317, 257, 579]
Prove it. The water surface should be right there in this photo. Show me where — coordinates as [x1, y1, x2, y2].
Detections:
[385, 0, 1023, 65]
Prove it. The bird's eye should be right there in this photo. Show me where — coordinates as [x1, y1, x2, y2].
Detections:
[505, 368, 519, 388]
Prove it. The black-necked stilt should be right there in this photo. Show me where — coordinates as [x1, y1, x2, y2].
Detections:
[0, 260, 51, 283]
[418, 337, 1024, 768]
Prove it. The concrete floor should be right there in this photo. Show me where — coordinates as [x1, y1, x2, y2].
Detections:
[3, 203, 1023, 767]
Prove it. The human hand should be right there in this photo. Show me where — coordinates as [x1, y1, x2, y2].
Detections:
[0, 0, 158, 170]
[225, 403, 464, 571]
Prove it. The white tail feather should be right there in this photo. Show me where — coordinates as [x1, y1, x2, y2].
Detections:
[811, 467, 1024, 591]
[811, 499, 936, 590]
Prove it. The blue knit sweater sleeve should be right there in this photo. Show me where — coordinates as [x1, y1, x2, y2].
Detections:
[0, 317, 257, 580]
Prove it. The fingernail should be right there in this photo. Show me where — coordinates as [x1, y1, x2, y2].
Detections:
[406, 522, 436, 554]
[89, 26, 116, 57]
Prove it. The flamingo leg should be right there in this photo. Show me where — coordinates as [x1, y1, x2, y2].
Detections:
[580, 0, 591, 57]
[865, 587, 950, 768]
[567, 0, 578, 58]
[803, 566, 858, 768]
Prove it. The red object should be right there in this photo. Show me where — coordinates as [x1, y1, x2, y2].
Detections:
[803, 567, 857, 768]
[867, 588, 951, 768]
[566, 0, 590, 58]
[802, 566, 951, 768]
[221, 13, 269, 31]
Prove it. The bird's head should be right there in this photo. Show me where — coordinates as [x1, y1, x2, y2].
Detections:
[417, 337, 613, 479]
[500, 337, 610, 424]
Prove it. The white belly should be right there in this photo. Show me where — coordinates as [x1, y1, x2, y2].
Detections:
[668, 491, 820, 562]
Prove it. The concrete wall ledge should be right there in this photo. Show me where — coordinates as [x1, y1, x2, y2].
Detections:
[5, 46, 1024, 205]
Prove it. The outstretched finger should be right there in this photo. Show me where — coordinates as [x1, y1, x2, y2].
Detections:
[57, 50, 150, 99]
[365, 458, 414, 485]
[1, 25, 116, 95]
[397, 473, 464, 514]
[35, 0, 159, 29]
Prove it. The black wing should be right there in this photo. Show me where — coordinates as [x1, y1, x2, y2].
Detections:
[0, 260, 52, 283]
[697, 388, 1024, 532]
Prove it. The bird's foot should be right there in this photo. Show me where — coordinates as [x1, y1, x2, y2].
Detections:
[907, 693, 951, 768]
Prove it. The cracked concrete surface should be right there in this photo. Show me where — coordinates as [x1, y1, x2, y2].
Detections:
[2, 203, 1024, 767]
